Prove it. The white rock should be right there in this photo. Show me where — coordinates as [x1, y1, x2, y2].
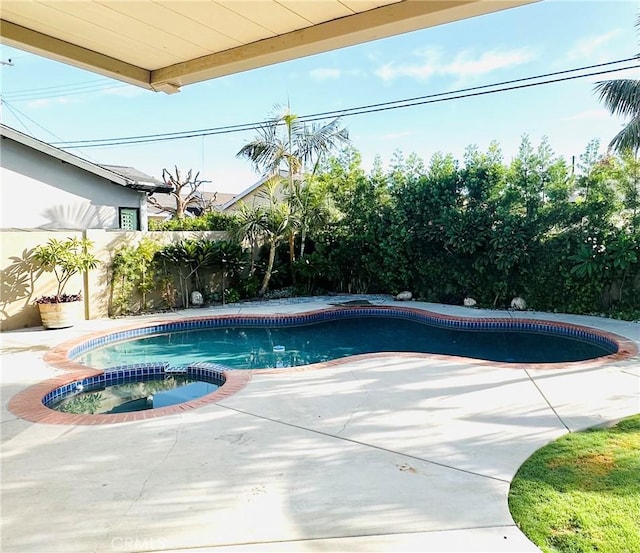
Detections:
[463, 297, 477, 307]
[510, 297, 527, 310]
[396, 291, 412, 301]
[191, 290, 204, 306]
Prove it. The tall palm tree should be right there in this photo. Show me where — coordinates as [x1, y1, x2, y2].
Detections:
[237, 106, 349, 263]
[237, 105, 349, 187]
[594, 17, 640, 154]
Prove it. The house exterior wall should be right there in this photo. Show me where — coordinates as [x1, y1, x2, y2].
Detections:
[0, 229, 227, 331]
[0, 137, 145, 230]
[223, 180, 287, 213]
[0, 230, 85, 331]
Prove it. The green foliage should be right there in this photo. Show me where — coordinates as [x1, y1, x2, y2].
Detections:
[149, 211, 236, 231]
[210, 287, 240, 304]
[59, 392, 104, 414]
[111, 236, 246, 314]
[111, 238, 162, 315]
[111, 137, 640, 319]
[304, 139, 639, 316]
[154, 238, 247, 307]
[34, 237, 99, 301]
[509, 414, 640, 553]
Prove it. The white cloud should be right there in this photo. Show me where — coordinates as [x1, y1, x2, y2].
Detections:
[374, 47, 536, 82]
[444, 49, 536, 78]
[26, 97, 71, 109]
[309, 68, 365, 81]
[563, 109, 613, 122]
[309, 68, 342, 81]
[567, 29, 622, 61]
[375, 62, 436, 81]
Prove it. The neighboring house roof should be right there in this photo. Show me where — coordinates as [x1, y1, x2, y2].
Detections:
[0, 124, 171, 193]
[100, 164, 166, 191]
[220, 170, 287, 211]
[210, 191, 236, 206]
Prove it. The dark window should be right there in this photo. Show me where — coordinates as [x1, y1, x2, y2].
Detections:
[119, 208, 139, 230]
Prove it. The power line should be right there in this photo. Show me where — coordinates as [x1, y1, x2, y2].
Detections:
[1, 99, 66, 142]
[56, 57, 635, 146]
[289, 56, 639, 122]
[0, 98, 103, 163]
[55, 57, 639, 149]
[2, 77, 110, 95]
[1, 100, 33, 135]
[3, 82, 129, 102]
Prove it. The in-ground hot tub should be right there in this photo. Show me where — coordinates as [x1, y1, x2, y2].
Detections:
[9, 306, 636, 424]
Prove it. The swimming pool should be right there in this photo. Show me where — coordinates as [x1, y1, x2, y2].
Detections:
[9, 304, 636, 425]
[74, 307, 618, 370]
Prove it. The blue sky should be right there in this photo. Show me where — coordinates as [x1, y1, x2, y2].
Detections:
[1, 0, 638, 194]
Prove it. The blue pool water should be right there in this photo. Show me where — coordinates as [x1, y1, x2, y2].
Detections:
[77, 316, 616, 370]
[51, 374, 220, 414]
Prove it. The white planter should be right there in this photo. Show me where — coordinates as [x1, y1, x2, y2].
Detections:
[38, 302, 84, 329]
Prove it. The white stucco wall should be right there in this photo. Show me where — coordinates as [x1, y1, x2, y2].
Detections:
[0, 138, 145, 230]
[223, 181, 287, 213]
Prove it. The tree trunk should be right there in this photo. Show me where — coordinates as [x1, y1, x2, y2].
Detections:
[175, 196, 186, 219]
[249, 240, 257, 275]
[259, 238, 277, 296]
[288, 233, 295, 263]
[300, 225, 307, 258]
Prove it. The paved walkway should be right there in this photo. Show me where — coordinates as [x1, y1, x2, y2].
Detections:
[1, 297, 638, 553]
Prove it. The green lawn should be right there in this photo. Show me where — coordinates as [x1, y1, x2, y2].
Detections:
[508, 414, 640, 553]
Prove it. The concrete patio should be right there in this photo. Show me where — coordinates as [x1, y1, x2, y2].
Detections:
[1, 297, 638, 553]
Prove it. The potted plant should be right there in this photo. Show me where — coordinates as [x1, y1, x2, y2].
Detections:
[34, 237, 99, 329]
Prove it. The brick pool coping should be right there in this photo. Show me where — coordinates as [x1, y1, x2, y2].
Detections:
[8, 306, 637, 425]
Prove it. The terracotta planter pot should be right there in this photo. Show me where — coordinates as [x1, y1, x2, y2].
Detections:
[38, 301, 84, 330]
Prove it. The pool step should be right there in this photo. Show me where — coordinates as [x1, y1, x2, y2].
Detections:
[165, 366, 188, 374]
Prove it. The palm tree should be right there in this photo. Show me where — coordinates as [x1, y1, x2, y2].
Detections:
[232, 203, 266, 275]
[237, 105, 349, 184]
[288, 176, 339, 258]
[255, 183, 292, 296]
[594, 17, 640, 154]
[237, 105, 349, 263]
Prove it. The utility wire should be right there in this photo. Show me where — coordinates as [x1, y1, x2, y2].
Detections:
[55, 56, 637, 146]
[1, 100, 34, 135]
[285, 56, 640, 122]
[2, 77, 112, 96]
[1, 99, 66, 142]
[55, 57, 639, 149]
[3, 82, 129, 101]
[1, 98, 103, 163]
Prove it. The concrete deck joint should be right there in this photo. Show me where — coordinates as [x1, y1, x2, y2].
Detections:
[218, 403, 511, 484]
[524, 368, 571, 432]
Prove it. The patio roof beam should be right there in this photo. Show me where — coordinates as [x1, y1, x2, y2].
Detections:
[0, 20, 153, 91]
[150, 0, 535, 90]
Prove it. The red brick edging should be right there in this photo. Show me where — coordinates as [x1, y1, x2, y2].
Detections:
[8, 307, 637, 425]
